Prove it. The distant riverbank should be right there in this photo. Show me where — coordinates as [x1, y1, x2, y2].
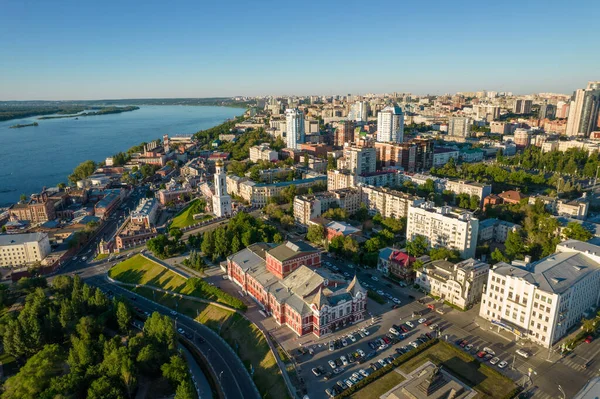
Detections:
[38, 106, 140, 120]
[9, 122, 38, 129]
[0, 105, 244, 206]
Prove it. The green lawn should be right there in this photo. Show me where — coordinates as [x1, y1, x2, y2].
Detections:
[349, 371, 405, 399]
[130, 287, 289, 399]
[109, 254, 245, 309]
[170, 199, 212, 229]
[94, 253, 108, 261]
[399, 341, 516, 399]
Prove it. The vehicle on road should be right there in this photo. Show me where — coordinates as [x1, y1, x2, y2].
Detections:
[177, 328, 185, 334]
[516, 349, 530, 358]
[585, 336, 594, 343]
[392, 298, 401, 304]
[170, 310, 177, 316]
[371, 276, 379, 282]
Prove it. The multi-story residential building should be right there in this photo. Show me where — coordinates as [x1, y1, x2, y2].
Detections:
[406, 202, 479, 259]
[227, 241, 367, 337]
[478, 218, 521, 243]
[377, 248, 415, 281]
[479, 239, 600, 347]
[349, 101, 369, 123]
[360, 185, 422, 219]
[130, 198, 159, 228]
[376, 105, 404, 143]
[528, 194, 589, 220]
[566, 82, 600, 137]
[473, 104, 500, 121]
[498, 190, 527, 205]
[539, 103, 556, 120]
[356, 170, 403, 187]
[239, 175, 326, 206]
[443, 179, 492, 206]
[285, 108, 305, 149]
[293, 188, 361, 225]
[513, 128, 532, 147]
[327, 169, 355, 191]
[514, 99, 533, 114]
[415, 258, 489, 310]
[9, 192, 56, 224]
[433, 147, 459, 167]
[157, 186, 194, 206]
[490, 121, 512, 135]
[374, 139, 434, 172]
[459, 148, 484, 163]
[448, 117, 472, 138]
[249, 143, 278, 163]
[338, 145, 376, 176]
[334, 120, 355, 147]
[0, 232, 51, 267]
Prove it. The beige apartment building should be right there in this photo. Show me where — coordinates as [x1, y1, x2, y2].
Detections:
[359, 185, 422, 219]
[0, 232, 51, 267]
[249, 143, 278, 163]
[415, 258, 489, 310]
[293, 188, 361, 225]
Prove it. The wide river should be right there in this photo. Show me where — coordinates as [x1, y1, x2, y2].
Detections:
[0, 105, 244, 206]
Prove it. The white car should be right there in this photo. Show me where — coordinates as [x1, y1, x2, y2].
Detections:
[358, 330, 366, 338]
[392, 298, 401, 304]
[418, 318, 427, 324]
[328, 360, 336, 369]
[82, 256, 87, 261]
[378, 344, 389, 351]
[406, 321, 415, 328]
[352, 372, 362, 381]
[483, 347, 496, 356]
[361, 328, 370, 336]
[409, 341, 419, 348]
[498, 361, 508, 369]
[359, 369, 370, 378]
[490, 357, 500, 365]
[371, 276, 379, 282]
[340, 356, 348, 366]
[357, 349, 365, 357]
[329, 341, 334, 351]
[170, 310, 177, 316]
[389, 327, 400, 336]
[344, 379, 353, 387]
[341, 338, 348, 347]
[177, 328, 185, 334]
[377, 290, 384, 296]
[348, 334, 356, 342]
[516, 349, 530, 358]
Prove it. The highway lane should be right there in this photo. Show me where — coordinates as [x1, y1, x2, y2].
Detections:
[82, 271, 259, 399]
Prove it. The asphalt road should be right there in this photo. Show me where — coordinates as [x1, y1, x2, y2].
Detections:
[83, 272, 260, 399]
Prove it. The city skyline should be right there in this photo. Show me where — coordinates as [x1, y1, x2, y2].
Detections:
[2, 0, 599, 100]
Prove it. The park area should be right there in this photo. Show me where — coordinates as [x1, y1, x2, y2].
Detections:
[130, 286, 289, 399]
[169, 199, 212, 229]
[108, 254, 245, 309]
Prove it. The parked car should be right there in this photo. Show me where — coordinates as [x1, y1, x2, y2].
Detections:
[328, 360, 336, 369]
[406, 321, 415, 328]
[409, 341, 419, 349]
[337, 380, 347, 389]
[585, 336, 594, 344]
[325, 388, 334, 397]
[348, 334, 356, 342]
[418, 318, 427, 324]
[361, 328, 370, 336]
[357, 349, 365, 357]
[498, 361, 508, 369]
[333, 367, 343, 374]
[340, 356, 348, 366]
[429, 323, 438, 330]
[477, 351, 487, 358]
[323, 372, 333, 380]
[484, 353, 494, 361]
[483, 347, 495, 356]
[344, 378, 353, 387]
[465, 344, 473, 351]
[341, 338, 348, 347]
[459, 340, 468, 348]
[400, 325, 409, 333]
[335, 358, 343, 367]
[516, 349, 530, 358]
[490, 357, 500, 365]
[378, 344, 389, 351]
[312, 367, 322, 376]
[329, 341, 334, 351]
[371, 276, 379, 281]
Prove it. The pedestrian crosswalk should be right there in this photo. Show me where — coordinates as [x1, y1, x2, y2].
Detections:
[560, 356, 599, 378]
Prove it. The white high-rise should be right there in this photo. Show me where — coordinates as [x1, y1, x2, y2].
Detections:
[212, 160, 232, 217]
[285, 108, 305, 149]
[376, 105, 404, 143]
[448, 116, 473, 138]
[406, 202, 479, 259]
[350, 101, 369, 123]
[565, 82, 600, 137]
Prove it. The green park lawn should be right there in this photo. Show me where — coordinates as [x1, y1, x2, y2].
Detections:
[170, 199, 212, 229]
[131, 287, 289, 399]
[349, 371, 405, 399]
[399, 341, 516, 399]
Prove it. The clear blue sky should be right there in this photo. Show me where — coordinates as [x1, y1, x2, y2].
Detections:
[1, 0, 598, 100]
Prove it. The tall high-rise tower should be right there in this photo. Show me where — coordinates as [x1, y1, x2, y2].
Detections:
[285, 108, 305, 149]
[566, 81, 600, 137]
[376, 105, 404, 143]
[212, 160, 231, 218]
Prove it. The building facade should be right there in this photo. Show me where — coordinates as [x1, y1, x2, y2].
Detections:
[360, 185, 422, 219]
[448, 117, 472, 138]
[212, 160, 232, 217]
[406, 202, 479, 259]
[293, 188, 361, 225]
[479, 240, 600, 347]
[334, 120, 355, 147]
[227, 241, 367, 337]
[566, 82, 600, 137]
[416, 258, 489, 310]
[0, 232, 51, 267]
[285, 108, 306, 149]
[376, 105, 404, 143]
[249, 143, 278, 163]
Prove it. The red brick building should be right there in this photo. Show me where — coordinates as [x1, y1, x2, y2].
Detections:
[498, 190, 527, 205]
[227, 241, 367, 337]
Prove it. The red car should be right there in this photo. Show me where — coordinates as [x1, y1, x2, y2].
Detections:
[459, 340, 468, 347]
[585, 336, 593, 344]
[424, 321, 432, 326]
[400, 325, 409, 333]
[382, 336, 391, 344]
[477, 351, 487, 358]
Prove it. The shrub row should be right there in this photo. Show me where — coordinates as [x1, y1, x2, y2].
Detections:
[367, 290, 386, 304]
[333, 338, 439, 398]
[187, 277, 247, 311]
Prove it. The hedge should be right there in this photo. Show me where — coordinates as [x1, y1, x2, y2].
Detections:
[333, 338, 439, 398]
[367, 290, 386, 305]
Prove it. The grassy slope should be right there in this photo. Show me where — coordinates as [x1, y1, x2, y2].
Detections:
[170, 199, 212, 229]
[349, 371, 405, 399]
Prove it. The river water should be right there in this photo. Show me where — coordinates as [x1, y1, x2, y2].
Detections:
[0, 105, 244, 206]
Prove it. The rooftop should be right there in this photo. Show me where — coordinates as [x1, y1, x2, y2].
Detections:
[268, 240, 318, 262]
[0, 232, 47, 246]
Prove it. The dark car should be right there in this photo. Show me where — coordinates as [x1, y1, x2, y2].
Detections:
[323, 372, 333, 380]
[335, 358, 343, 367]
[408, 295, 416, 299]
